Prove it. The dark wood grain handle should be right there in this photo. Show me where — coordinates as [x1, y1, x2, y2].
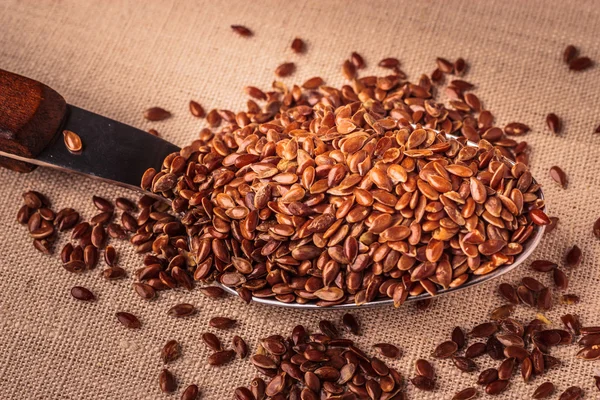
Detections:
[0, 68, 67, 172]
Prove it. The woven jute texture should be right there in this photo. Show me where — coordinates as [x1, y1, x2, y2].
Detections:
[1, 0, 600, 398]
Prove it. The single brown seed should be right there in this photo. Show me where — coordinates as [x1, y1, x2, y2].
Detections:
[104, 245, 117, 266]
[115, 197, 136, 212]
[454, 58, 467, 76]
[291, 38, 305, 54]
[199, 286, 225, 298]
[469, 322, 498, 337]
[275, 62, 295, 77]
[504, 122, 530, 136]
[432, 340, 458, 358]
[161, 340, 181, 363]
[92, 195, 113, 212]
[452, 327, 466, 349]
[148, 129, 159, 136]
[537, 287, 553, 310]
[452, 356, 477, 372]
[22, 191, 43, 209]
[234, 387, 254, 400]
[351, 52, 365, 69]
[549, 166, 568, 188]
[181, 384, 199, 400]
[563, 45, 578, 63]
[565, 245, 582, 267]
[342, 59, 357, 80]
[436, 57, 454, 73]
[561, 314, 581, 335]
[159, 368, 177, 393]
[533, 381, 555, 399]
[411, 375, 435, 391]
[167, 303, 196, 318]
[530, 260, 557, 272]
[189, 100, 205, 118]
[115, 312, 141, 329]
[560, 294, 580, 305]
[498, 283, 520, 304]
[91, 224, 106, 248]
[558, 386, 583, 400]
[70, 286, 95, 301]
[485, 379, 509, 395]
[202, 332, 222, 351]
[497, 357, 516, 380]
[465, 342, 487, 359]
[415, 358, 434, 380]
[452, 387, 477, 400]
[133, 282, 156, 300]
[107, 223, 127, 239]
[63, 130, 83, 153]
[342, 313, 360, 335]
[378, 57, 400, 69]
[233, 335, 248, 358]
[477, 368, 498, 385]
[546, 216, 559, 232]
[103, 266, 126, 280]
[231, 25, 252, 37]
[209, 316, 237, 329]
[553, 268, 569, 290]
[373, 343, 402, 359]
[569, 56, 593, 71]
[208, 349, 236, 366]
[144, 107, 171, 121]
[302, 76, 324, 89]
[546, 113, 561, 134]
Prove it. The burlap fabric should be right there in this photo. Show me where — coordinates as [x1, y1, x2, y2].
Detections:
[1, 0, 599, 398]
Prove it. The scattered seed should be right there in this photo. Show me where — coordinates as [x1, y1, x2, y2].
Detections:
[167, 303, 196, 318]
[342, 313, 360, 335]
[159, 368, 177, 393]
[181, 384, 199, 400]
[379, 57, 400, 69]
[291, 38, 305, 53]
[533, 381, 555, 399]
[373, 343, 402, 359]
[231, 25, 252, 37]
[209, 316, 237, 329]
[563, 45, 578, 63]
[233, 335, 248, 358]
[549, 166, 568, 188]
[144, 107, 171, 121]
[351, 52, 365, 69]
[199, 286, 225, 298]
[553, 268, 569, 290]
[208, 349, 236, 366]
[70, 286, 95, 301]
[189, 101, 205, 118]
[275, 62, 295, 77]
[161, 340, 181, 364]
[115, 312, 141, 329]
[63, 130, 83, 153]
[432, 340, 458, 358]
[565, 245, 582, 267]
[569, 56, 593, 71]
[546, 113, 561, 134]
[558, 386, 583, 400]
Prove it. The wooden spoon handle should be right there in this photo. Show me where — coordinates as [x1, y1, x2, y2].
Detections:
[0, 68, 67, 172]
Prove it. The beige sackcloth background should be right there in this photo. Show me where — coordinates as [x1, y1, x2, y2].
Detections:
[1, 0, 599, 398]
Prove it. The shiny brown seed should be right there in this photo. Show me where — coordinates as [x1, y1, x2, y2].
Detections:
[563, 45, 578, 63]
[452, 356, 477, 372]
[569, 56, 593, 71]
[504, 122, 530, 136]
[452, 327, 466, 349]
[432, 340, 458, 358]
[498, 283, 520, 304]
[379, 57, 400, 69]
[104, 245, 117, 266]
[533, 381, 555, 399]
[373, 343, 402, 359]
[161, 340, 181, 364]
[497, 357, 515, 380]
[189, 100, 205, 118]
[231, 25, 252, 37]
[209, 316, 237, 329]
[465, 342, 487, 359]
[133, 282, 156, 300]
[199, 286, 225, 298]
[469, 322, 498, 337]
[565, 245, 582, 267]
[530, 260, 557, 272]
[453, 387, 477, 400]
[477, 368, 498, 385]
[411, 375, 434, 391]
[558, 386, 583, 400]
[63, 130, 83, 153]
[92, 196, 113, 212]
[415, 359, 435, 380]
[537, 287, 553, 310]
[167, 303, 196, 318]
[342, 313, 360, 335]
[291, 37, 305, 53]
[529, 209, 550, 225]
[144, 107, 171, 121]
[70, 286, 95, 301]
[553, 268, 569, 290]
[116, 312, 141, 329]
[549, 166, 568, 188]
[485, 379, 509, 395]
[181, 384, 199, 400]
[517, 285, 535, 307]
[233, 335, 248, 359]
[546, 216, 559, 233]
[159, 369, 177, 393]
[561, 314, 581, 335]
[275, 62, 295, 77]
[351, 52, 365, 69]
[202, 332, 222, 352]
[208, 349, 236, 366]
[546, 113, 561, 134]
